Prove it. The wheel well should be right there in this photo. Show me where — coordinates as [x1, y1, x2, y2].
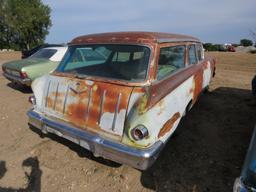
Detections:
[186, 100, 193, 114]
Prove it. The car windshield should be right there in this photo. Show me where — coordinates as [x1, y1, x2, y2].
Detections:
[30, 49, 57, 59]
[56, 44, 150, 82]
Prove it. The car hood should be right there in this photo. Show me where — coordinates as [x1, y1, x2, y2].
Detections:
[2, 58, 52, 71]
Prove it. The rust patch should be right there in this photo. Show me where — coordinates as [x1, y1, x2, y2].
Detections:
[133, 87, 147, 94]
[158, 112, 180, 138]
[137, 94, 149, 114]
[86, 86, 102, 128]
[193, 69, 203, 102]
[70, 32, 200, 45]
[147, 59, 213, 111]
[54, 99, 63, 113]
[148, 65, 199, 109]
[203, 62, 208, 70]
[67, 103, 87, 128]
[46, 97, 53, 108]
[53, 79, 133, 130]
[189, 87, 194, 94]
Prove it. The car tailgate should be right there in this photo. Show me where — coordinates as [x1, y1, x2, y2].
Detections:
[37, 75, 133, 138]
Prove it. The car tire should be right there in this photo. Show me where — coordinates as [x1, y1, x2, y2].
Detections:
[252, 75, 256, 96]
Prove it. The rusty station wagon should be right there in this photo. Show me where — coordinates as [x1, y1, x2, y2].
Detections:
[27, 32, 216, 170]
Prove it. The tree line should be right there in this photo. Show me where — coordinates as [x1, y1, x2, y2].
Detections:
[0, 0, 51, 50]
[204, 39, 255, 52]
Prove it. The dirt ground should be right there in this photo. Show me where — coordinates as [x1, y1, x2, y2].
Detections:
[0, 51, 256, 192]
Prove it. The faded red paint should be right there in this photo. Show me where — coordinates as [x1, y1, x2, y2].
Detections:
[158, 112, 181, 138]
[67, 103, 87, 128]
[146, 64, 199, 110]
[46, 79, 133, 131]
[46, 97, 53, 108]
[133, 87, 147, 94]
[189, 87, 194, 94]
[86, 88, 101, 128]
[69, 32, 200, 45]
[53, 92, 65, 113]
[145, 60, 212, 112]
[202, 61, 208, 70]
[192, 69, 203, 102]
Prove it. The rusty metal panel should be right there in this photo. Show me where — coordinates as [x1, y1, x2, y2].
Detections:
[122, 59, 215, 148]
[39, 75, 133, 138]
[69, 32, 200, 45]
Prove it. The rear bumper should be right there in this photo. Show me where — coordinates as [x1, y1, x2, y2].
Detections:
[27, 109, 164, 170]
[3, 72, 31, 86]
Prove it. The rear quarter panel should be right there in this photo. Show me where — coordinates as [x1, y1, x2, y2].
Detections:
[123, 58, 215, 148]
[23, 61, 59, 81]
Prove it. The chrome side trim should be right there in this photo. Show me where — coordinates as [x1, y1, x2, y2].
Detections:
[112, 93, 122, 131]
[86, 87, 92, 122]
[27, 109, 164, 170]
[62, 85, 69, 114]
[98, 90, 106, 124]
[45, 80, 51, 107]
[158, 38, 200, 43]
[53, 82, 59, 110]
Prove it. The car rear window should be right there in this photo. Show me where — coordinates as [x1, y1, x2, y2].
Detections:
[56, 44, 150, 82]
[30, 49, 57, 59]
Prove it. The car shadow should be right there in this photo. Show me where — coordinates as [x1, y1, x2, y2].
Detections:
[29, 126, 121, 168]
[7, 82, 32, 94]
[140, 87, 256, 192]
[0, 157, 42, 192]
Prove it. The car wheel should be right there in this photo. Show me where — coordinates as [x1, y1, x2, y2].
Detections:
[252, 75, 256, 96]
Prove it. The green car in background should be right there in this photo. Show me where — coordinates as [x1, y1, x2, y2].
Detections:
[2, 46, 67, 86]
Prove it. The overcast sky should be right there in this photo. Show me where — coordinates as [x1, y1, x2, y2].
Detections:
[42, 0, 256, 44]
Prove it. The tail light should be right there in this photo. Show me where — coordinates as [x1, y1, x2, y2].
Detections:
[20, 71, 28, 79]
[28, 95, 36, 105]
[131, 125, 149, 140]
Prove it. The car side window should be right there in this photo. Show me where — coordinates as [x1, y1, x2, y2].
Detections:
[188, 44, 198, 65]
[157, 45, 185, 80]
[196, 44, 204, 61]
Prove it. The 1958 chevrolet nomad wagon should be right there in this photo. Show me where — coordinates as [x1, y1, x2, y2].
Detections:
[27, 32, 216, 170]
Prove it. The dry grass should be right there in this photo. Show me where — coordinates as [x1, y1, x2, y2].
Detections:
[206, 52, 256, 89]
[0, 51, 21, 63]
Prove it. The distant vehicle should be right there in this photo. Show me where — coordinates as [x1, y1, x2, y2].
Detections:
[233, 126, 256, 192]
[21, 44, 66, 59]
[2, 46, 68, 86]
[27, 32, 216, 170]
[227, 45, 236, 52]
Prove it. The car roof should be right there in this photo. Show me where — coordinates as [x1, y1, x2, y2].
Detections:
[43, 46, 68, 51]
[43, 47, 68, 62]
[69, 31, 200, 45]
